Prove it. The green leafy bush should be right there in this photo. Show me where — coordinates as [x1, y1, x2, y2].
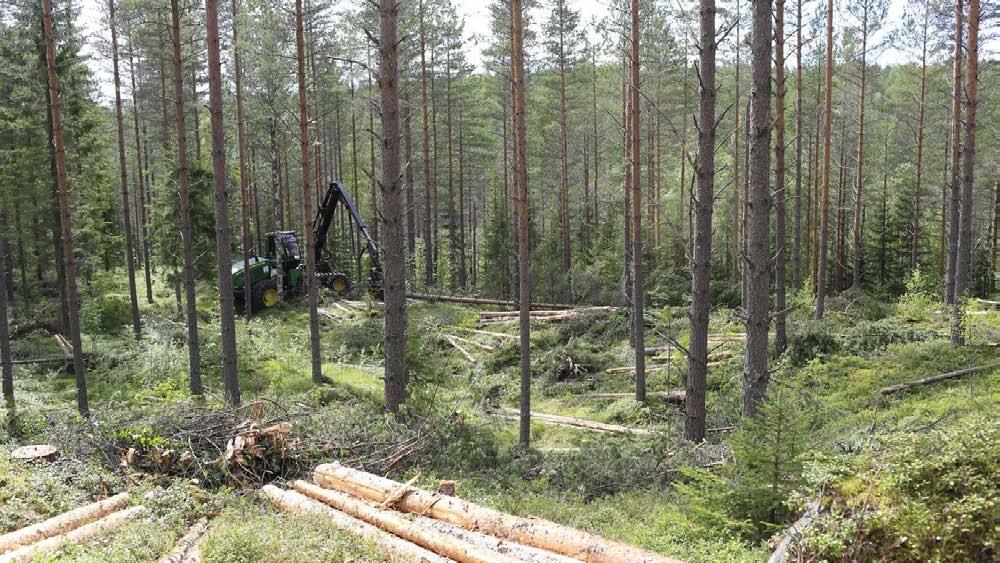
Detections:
[81, 295, 132, 334]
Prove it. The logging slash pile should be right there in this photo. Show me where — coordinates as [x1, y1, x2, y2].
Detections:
[263, 461, 681, 563]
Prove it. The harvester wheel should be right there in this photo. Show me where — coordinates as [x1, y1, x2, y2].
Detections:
[252, 279, 279, 309]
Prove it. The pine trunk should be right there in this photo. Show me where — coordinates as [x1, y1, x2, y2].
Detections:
[511, 0, 531, 448]
[815, 0, 834, 319]
[232, 0, 253, 320]
[686, 0, 716, 442]
[953, 0, 979, 344]
[792, 0, 803, 291]
[420, 1, 434, 288]
[774, 0, 787, 354]
[944, 0, 963, 306]
[851, 3, 868, 290]
[911, 8, 929, 272]
[0, 202, 12, 404]
[629, 0, 645, 401]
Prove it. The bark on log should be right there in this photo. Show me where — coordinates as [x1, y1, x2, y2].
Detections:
[294, 481, 549, 563]
[157, 518, 209, 563]
[767, 500, 819, 563]
[10, 445, 59, 462]
[446, 335, 495, 352]
[314, 463, 679, 563]
[0, 506, 144, 562]
[443, 336, 478, 364]
[605, 365, 667, 375]
[0, 492, 130, 554]
[455, 328, 518, 340]
[583, 391, 685, 403]
[406, 293, 577, 309]
[260, 485, 451, 563]
[879, 363, 1000, 395]
[497, 408, 654, 436]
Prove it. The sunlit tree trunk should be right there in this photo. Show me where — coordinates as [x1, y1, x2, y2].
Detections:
[815, 0, 834, 319]
[232, 0, 253, 319]
[774, 0, 787, 354]
[629, 0, 645, 401]
[126, 30, 154, 305]
[944, 0, 963, 306]
[911, 6, 929, 272]
[792, 0, 803, 291]
[511, 0, 531, 448]
[953, 0, 979, 345]
[851, 1, 869, 290]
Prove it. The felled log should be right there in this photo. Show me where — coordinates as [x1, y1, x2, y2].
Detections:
[9, 358, 69, 366]
[52, 334, 72, 358]
[260, 485, 450, 563]
[643, 346, 672, 357]
[767, 500, 820, 563]
[9, 320, 61, 339]
[0, 505, 145, 562]
[582, 391, 685, 403]
[445, 335, 495, 352]
[157, 518, 209, 563]
[0, 492, 130, 554]
[605, 365, 668, 375]
[497, 408, 653, 436]
[479, 310, 570, 319]
[295, 480, 521, 563]
[406, 293, 576, 310]
[707, 333, 746, 342]
[456, 327, 518, 340]
[314, 463, 681, 563]
[443, 336, 478, 364]
[973, 298, 1000, 309]
[878, 363, 1000, 395]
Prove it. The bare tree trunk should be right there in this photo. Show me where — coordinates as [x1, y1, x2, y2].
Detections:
[622, 52, 633, 307]
[379, 0, 406, 415]
[629, 0, 645, 402]
[109, 0, 142, 341]
[446, 50, 456, 291]
[270, 119, 284, 303]
[686, 0, 716, 442]
[126, 32, 154, 306]
[42, 0, 88, 415]
[732, 0, 741, 287]
[0, 202, 12, 405]
[511, 0, 531, 448]
[792, 0, 803, 291]
[815, 0, 834, 319]
[592, 45, 600, 227]
[851, 2, 869, 290]
[204, 0, 240, 406]
[993, 179, 1000, 294]
[945, 0, 963, 306]
[953, 0, 979, 345]
[232, 0, 253, 320]
[404, 91, 416, 282]
[774, 0, 787, 354]
[911, 6, 929, 272]
[296, 0, 324, 383]
[420, 0, 433, 288]
[743, 0, 772, 417]
[558, 3, 571, 276]
[458, 98, 467, 289]
[191, 66, 201, 162]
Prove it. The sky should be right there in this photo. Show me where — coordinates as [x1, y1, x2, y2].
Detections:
[72, 0, 993, 104]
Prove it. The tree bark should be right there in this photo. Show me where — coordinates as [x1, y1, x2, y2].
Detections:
[379, 0, 407, 415]
[204, 0, 240, 406]
[558, 1, 571, 276]
[42, 0, 88, 415]
[945, 0, 963, 306]
[511, 0, 532, 448]
[743, 0, 772, 417]
[108, 0, 142, 342]
[731, 0, 741, 287]
[815, 0, 834, 319]
[911, 6, 929, 272]
[296, 0, 324, 383]
[420, 0, 434, 288]
[953, 0, 979, 345]
[232, 0, 253, 320]
[686, 0, 716, 442]
[126, 31, 154, 306]
[0, 202, 12, 405]
[792, 0, 803, 291]
[774, 0, 787, 354]
[851, 2, 869, 290]
[629, 0, 645, 402]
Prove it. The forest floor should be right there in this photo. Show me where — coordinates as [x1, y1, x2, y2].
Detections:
[1, 272, 998, 562]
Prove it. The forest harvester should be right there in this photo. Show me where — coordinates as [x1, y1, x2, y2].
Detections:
[232, 181, 383, 311]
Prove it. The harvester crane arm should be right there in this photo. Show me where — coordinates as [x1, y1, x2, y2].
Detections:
[312, 181, 383, 296]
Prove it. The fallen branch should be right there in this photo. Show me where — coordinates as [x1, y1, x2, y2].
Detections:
[605, 365, 668, 375]
[767, 500, 820, 563]
[406, 292, 577, 309]
[52, 334, 72, 358]
[582, 391, 685, 403]
[879, 363, 1000, 395]
[0, 493, 130, 554]
[9, 358, 70, 366]
[454, 327, 518, 340]
[445, 334, 495, 352]
[0, 506, 144, 563]
[973, 298, 1000, 309]
[157, 518, 209, 563]
[314, 463, 681, 563]
[497, 408, 654, 436]
[317, 309, 343, 322]
[260, 485, 449, 563]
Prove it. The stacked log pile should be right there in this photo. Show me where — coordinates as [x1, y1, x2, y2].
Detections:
[264, 462, 681, 563]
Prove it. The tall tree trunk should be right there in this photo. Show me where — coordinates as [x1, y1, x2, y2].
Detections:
[732, 0, 741, 287]
[0, 202, 12, 405]
[42, 0, 88, 415]
[686, 0, 716, 442]
[629, 0, 645, 401]
[911, 7, 929, 272]
[419, 0, 433, 288]
[205, 0, 240, 406]
[622, 52, 633, 307]
[109, 0, 142, 341]
[170, 0, 202, 396]
[558, 4, 571, 276]
[851, 2, 869, 290]
[953, 0, 979, 344]
[446, 50, 456, 290]
[368, 50, 379, 242]
[127, 32, 154, 305]
[945, 0, 963, 306]
[404, 91, 416, 282]
[296, 0, 324, 383]
[815, 0, 834, 319]
[458, 98, 467, 289]
[379, 0, 406, 415]
[792, 0, 803, 291]
[592, 45, 600, 227]
[993, 179, 1000, 293]
[232, 0, 253, 319]
[191, 66, 201, 161]
[743, 0, 772, 417]
[511, 0, 531, 448]
[270, 119, 284, 304]
[774, 0, 787, 354]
